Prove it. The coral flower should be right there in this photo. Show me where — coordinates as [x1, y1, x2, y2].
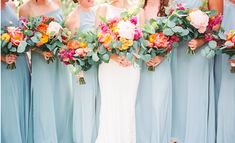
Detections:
[154, 32, 169, 48]
[67, 40, 80, 50]
[9, 30, 24, 46]
[37, 23, 48, 33]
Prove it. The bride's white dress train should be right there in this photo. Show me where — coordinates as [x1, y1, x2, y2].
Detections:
[96, 5, 140, 143]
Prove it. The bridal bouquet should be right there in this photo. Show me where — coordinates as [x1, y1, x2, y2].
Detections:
[165, 2, 222, 54]
[141, 18, 181, 71]
[97, 10, 144, 64]
[20, 16, 71, 63]
[59, 31, 100, 84]
[1, 26, 28, 69]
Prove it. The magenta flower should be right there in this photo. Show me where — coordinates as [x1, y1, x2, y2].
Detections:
[134, 28, 143, 40]
[130, 16, 138, 25]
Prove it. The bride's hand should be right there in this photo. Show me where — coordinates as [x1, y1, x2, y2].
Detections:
[118, 56, 131, 67]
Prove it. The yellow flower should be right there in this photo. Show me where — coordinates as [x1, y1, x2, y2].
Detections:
[103, 34, 113, 44]
[36, 34, 49, 46]
[80, 42, 87, 48]
[149, 34, 156, 43]
[119, 37, 133, 51]
[1, 33, 11, 42]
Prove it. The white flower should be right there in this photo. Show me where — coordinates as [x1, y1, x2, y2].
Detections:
[188, 10, 209, 33]
[117, 20, 136, 40]
[47, 21, 62, 36]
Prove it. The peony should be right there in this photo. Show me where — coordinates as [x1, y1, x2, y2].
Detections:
[188, 10, 209, 33]
[117, 20, 136, 40]
[134, 28, 143, 40]
[154, 32, 169, 48]
[47, 21, 62, 37]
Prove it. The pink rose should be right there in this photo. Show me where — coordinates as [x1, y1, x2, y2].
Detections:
[99, 23, 109, 33]
[188, 10, 209, 33]
[134, 28, 143, 40]
[47, 21, 62, 37]
[75, 48, 90, 58]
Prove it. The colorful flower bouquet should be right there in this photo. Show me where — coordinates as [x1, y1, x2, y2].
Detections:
[59, 31, 100, 84]
[20, 16, 71, 63]
[1, 26, 28, 69]
[97, 10, 144, 64]
[165, 1, 222, 54]
[140, 18, 181, 71]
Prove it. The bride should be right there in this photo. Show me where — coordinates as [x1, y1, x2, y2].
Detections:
[95, 0, 145, 143]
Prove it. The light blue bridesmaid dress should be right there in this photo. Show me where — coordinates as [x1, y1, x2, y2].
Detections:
[217, 1, 235, 143]
[1, 3, 31, 143]
[171, 0, 216, 143]
[72, 7, 99, 143]
[136, 19, 172, 143]
[31, 9, 73, 143]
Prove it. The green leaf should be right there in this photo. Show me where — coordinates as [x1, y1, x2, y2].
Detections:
[208, 40, 217, 49]
[167, 21, 176, 28]
[17, 41, 27, 53]
[92, 53, 100, 62]
[142, 54, 151, 62]
[163, 28, 174, 36]
[102, 54, 110, 62]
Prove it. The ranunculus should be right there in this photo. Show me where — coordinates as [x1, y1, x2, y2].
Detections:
[170, 35, 180, 43]
[130, 16, 137, 25]
[67, 40, 80, 50]
[208, 14, 222, 30]
[117, 20, 136, 40]
[59, 49, 75, 65]
[47, 21, 62, 37]
[9, 29, 24, 46]
[119, 37, 133, 51]
[154, 32, 169, 48]
[188, 10, 209, 33]
[36, 34, 49, 46]
[134, 28, 143, 40]
[99, 23, 109, 33]
[37, 23, 48, 33]
[108, 17, 120, 27]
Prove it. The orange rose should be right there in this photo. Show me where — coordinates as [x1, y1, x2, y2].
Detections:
[67, 40, 80, 50]
[9, 30, 24, 46]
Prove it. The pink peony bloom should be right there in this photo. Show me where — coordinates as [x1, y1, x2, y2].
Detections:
[134, 28, 143, 40]
[117, 20, 136, 40]
[188, 10, 209, 33]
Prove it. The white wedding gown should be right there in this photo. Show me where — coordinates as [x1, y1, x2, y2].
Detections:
[96, 5, 140, 143]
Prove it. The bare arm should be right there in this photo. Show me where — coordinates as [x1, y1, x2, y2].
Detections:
[209, 0, 223, 30]
[65, 7, 80, 34]
[95, 4, 107, 27]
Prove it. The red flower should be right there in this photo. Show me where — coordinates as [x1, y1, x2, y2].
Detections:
[154, 32, 169, 48]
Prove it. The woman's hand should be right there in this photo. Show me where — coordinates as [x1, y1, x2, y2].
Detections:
[1, 54, 17, 64]
[228, 59, 235, 66]
[41, 51, 53, 61]
[188, 39, 206, 50]
[146, 56, 163, 67]
[118, 56, 132, 67]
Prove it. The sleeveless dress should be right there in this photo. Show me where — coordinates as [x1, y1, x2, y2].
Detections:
[95, 5, 140, 143]
[216, 2, 235, 143]
[171, 0, 215, 143]
[1, 4, 31, 143]
[31, 10, 73, 143]
[72, 7, 99, 143]
[136, 18, 172, 143]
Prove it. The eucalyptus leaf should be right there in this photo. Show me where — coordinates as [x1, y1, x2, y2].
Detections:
[17, 41, 27, 53]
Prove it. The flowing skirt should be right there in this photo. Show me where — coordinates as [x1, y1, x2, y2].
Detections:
[171, 42, 215, 143]
[1, 55, 30, 143]
[136, 59, 172, 143]
[96, 60, 140, 143]
[72, 66, 99, 143]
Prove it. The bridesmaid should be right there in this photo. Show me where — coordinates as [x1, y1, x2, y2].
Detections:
[19, 0, 73, 142]
[65, 0, 99, 143]
[171, 0, 223, 143]
[136, 0, 172, 143]
[217, 1, 235, 143]
[1, 1, 31, 143]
